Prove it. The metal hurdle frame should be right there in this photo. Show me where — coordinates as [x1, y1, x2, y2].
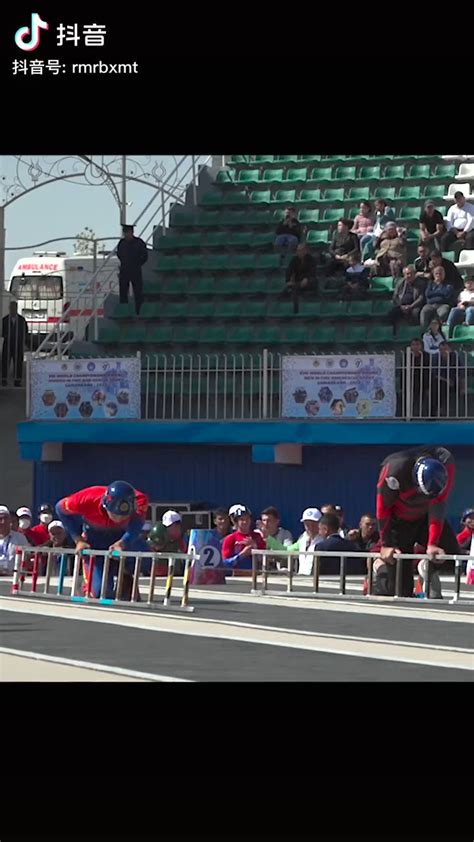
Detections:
[251, 549, 474, 605]
[11, 546, 197, 613]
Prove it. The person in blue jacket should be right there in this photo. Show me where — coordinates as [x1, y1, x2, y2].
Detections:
[316, 513, 365, 574]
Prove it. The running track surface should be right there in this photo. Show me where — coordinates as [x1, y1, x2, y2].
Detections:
[1, 575, 473, 681]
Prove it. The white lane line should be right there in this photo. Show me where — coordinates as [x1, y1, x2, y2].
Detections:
[0, 646, 192, 682]
[1, 597, 472, 672]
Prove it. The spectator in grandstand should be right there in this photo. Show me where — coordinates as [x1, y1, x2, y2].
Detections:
[9, 510, 19, 531]
[360, 199, 396, 260]
[347, 514, 380, 552]
[221, 504, 265, 573]
[274, 206, 302, 255]
[146, 510, 188, 576]
[1, 300, 28, 387]
[256, 506, 293, 547]
[408, 337, 430, 418]
[441, 191, 474, 252]
[211, 507, 233, 545]
[0, 505, 28, 575]
[45, 520, 74, 549]
[16, 506, 32, 538]
[414, 243, 432, 279]
[422, 317, 447, 354]
[456, 508, 474, 556]
[316, 513, 363, 574]
[418, 200, 446, 251]
[25, 502, 55, 546]
[373, 222, 407, 276]
[117, 224, 148, 316]
[351, 201, 374, 241]
[285, 244, 318, 296]
[387, 264, 426, 327]
[420, 267, 454, 331]
[327, 219, 359, 274]
[339, 253, 369, 299]
[428, 250, 463, 297]
[446, 277, 474, 337]
[320, 504, 348, 537]
[287, 507, 323, 575]
[429, 342, 464, 418]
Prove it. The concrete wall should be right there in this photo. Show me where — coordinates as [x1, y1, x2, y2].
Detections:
[0, 387, 32, 508]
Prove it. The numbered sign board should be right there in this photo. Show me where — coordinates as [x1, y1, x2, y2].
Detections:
[188, 529, 226, 585]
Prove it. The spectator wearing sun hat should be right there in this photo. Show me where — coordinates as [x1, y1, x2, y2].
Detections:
[0, 505, 28, 575]
[269, 507, 323, 575]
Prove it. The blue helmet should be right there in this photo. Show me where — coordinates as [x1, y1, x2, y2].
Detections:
[412, 457, 448, 498]
[461, 508, 474, 523]
[102, 481, 136, 516]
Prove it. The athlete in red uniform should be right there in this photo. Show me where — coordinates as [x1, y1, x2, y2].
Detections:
[56, 481, 148, 599]
[374, 446, 458, 597]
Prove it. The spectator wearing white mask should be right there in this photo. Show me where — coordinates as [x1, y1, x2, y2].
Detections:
[0, 505, 28, 575]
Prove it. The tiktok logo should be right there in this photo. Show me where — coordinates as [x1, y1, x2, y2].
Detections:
[14, 12, 49, 51]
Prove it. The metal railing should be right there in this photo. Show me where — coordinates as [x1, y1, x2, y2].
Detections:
[21, 155, 212, 359]
[405, 347, 473, 420]
[11, 546, 196, 612]
[250, 549, 473, 604]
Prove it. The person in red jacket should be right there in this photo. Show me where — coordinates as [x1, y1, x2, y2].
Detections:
[456, 508, 474, 578]
[222, 504, 265, 575]
[375, 446, 458, 598]
[26, 503, 55, 547]
[56, 481, 148, 599]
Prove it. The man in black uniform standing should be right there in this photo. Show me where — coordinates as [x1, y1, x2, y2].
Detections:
[374, 446, 458, 598]
[117, 224, 148, 315]
[2, 300, 28, 386]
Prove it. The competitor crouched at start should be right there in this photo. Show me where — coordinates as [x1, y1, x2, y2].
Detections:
[56, 481, 148, 600]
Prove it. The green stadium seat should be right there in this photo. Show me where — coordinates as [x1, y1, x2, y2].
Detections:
[174, 325, 200, 344]
[432, 164, 456, 179]
[267, 301, 294, 318]
[348, 207, 358, 220]
[394, 324, 423, 344]
[297, 189, 321, 204]
[171, 206, 196, 226]
[256, 254, 281, 270]
[370, 277, 394, 293]
[180, 254, 206, 271]
[157, 256, 179, 272]
[334, 166, 356, 181]
[451, 326, 474, 343]
[228, 254, 257, 271]
[113, 302, 135, 318]
[148, 326, 174, 343]
[321, 300, 346, 317]
[367, 325, 393, 343]
[423, 185, 445, 201]
[157, 234, 181, 250]
[238, 169, 262, 186]
[202, 232, 229, 248]
[215, 301, 243, 319]
[216, 169, 236, 184]
[286, 168, 308, 184]
[277, 155, 300, 164]
[321, 188, 344, 203]
[398, 186, 421, 201]
[280, 324, 308, 343]
[310, 167, 333, 183]
[347, 187, 370, 201]
[349, 301, 373, 317]
[322, 208, 342, 223]
[192, 276, 216, 294]
[204, 254, 230, 271]
[228, 231, 254, 247]
[359, 166, 381, 180]
[381, 165, 405, 181]
[217, 275, 244, 294]
[201, 192, 225, 206]
[272, 189, 296, 204]
[254, 155, 275, 165]
[245, 301, 266, 318]
[307, 228, 330, 245]
[98, 322, 121, 342]
[229, 155, 252, 165]
[263, 168, 285, 184]
[164, 302, 188, 318]
[251, 190, 271, 204]
[299, 209, 320, 224]
[258, 325, 280, 344]
[298, 154, 322, 163]
[252, 232, 275, 247]
[441, 251, 456, 263]
[222, 191, 249, 205]
[122, 324, 147, 343]
[399, 206, 422, 223]
[373, 187, 395, 201]
[307, 325, 337, 344]
[266, 276, 285, 293]
[228, 325, 256, 343]
[247, 276, 269, 293]
[139, 302, 161, 319]
[221, 210, 248, 226]
[197, 325, 227, 344]
[195, 210, 220, 226]
[372, 300, 393, 316]
[298, 301, 321, 317]
[152, 276, 188, 294]
[271, 209, 286, 222]
[179, 233, 202, 248]
[406, 164, 430, 181]
[186, 301, 212, 318]
[341, 324, 368, 344]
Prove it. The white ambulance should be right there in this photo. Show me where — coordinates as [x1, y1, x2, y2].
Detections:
[8, 251, 120, 348]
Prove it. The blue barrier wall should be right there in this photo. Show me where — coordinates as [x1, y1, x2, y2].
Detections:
[33, 442, 474, 538]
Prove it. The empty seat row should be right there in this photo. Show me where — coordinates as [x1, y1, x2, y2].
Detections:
[228, 154, 443, 166]
[218, 164, 456, 186]
[156, 253, 282, 272]
[112, 299, 395, 321]
[201, 185, 444, 207]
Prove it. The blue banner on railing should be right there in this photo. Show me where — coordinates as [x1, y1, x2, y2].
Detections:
[30, 357, 140, 420]
[282, 354, 396, 419]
